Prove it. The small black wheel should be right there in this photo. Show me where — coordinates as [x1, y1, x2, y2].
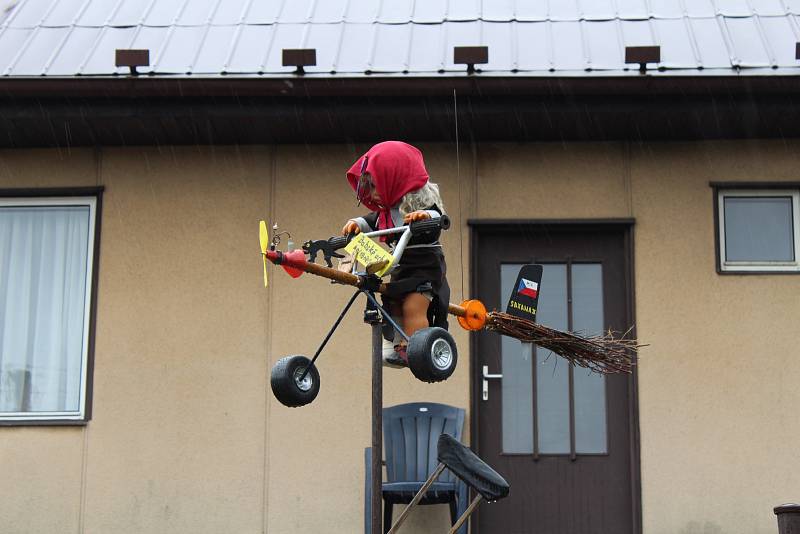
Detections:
[270, 355, 320, 407]
[406, 327, 458, 383]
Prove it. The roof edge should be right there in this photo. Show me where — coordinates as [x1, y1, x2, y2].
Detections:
[2, 74, 800, 99]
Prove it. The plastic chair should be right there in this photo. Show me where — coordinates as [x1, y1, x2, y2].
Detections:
[364, 402, 467, 534]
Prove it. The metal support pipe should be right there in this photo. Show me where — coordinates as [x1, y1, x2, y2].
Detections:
[369, 305, 383, 534]
[361, 290, 409, 342]
[297, 289, 361, 382]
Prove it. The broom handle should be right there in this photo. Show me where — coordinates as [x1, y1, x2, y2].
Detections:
[307, 262, 471, 319]
[448, 303, 467, 317]
[299, 260, 380, 289]
[267, 251, 470, 318]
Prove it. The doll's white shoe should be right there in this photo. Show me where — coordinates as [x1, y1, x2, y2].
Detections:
[382, 340, 408, 368]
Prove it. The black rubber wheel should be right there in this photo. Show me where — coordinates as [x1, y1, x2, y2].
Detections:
[406, 327, 458, 383]
[270, 355, 320, 407]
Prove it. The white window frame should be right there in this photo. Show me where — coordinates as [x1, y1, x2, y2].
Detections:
[718, 189, 800, 273]
[0, 196, 98, 423]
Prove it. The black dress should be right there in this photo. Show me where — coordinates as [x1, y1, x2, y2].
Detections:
[355, 205, 450, 331]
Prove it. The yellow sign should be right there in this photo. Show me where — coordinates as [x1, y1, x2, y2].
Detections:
[344, 233, 394, 277]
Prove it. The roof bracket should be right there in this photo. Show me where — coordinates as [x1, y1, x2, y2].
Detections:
[454, 46, 489, 74]
[282, 49, 317, 75]
[115, 49, 150, 76]
[625, 46, 661, 74]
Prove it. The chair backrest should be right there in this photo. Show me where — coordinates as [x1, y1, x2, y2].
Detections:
[383, 402, 465, 484]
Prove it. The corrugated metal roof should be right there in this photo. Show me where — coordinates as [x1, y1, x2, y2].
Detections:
[1, 0, 799, 77]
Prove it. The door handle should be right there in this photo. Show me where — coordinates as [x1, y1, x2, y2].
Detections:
[482, 365, 502, 401]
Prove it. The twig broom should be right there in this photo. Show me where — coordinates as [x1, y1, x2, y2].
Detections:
[264, 249, 641, 374]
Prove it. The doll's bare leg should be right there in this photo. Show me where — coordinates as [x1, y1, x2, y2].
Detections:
[399, 293, 431, 345]
[383, 294, 430, 367]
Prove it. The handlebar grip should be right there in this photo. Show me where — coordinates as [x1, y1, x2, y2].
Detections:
[328, 235, 350, 251]
[410, 215, 450, 235]
[326, 216, 449, 250]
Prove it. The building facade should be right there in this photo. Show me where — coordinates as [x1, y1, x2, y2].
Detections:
[1, 1, 799, 533]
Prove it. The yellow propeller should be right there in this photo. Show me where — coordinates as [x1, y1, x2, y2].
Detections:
[259, 220, 269, 287]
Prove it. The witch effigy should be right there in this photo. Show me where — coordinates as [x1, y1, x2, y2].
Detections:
[260, 141, 640, 408]
[341, 141, 451, 369]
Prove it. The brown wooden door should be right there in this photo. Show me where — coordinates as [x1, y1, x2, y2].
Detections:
[472, 222, 639, 534]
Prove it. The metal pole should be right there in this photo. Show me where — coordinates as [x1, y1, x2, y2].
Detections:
[362, 288, 409, 534]
[370, 306, 383, 534]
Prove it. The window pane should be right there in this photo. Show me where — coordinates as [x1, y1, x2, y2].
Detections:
[724, 196, 795, 262]
[536, 264, 570, 454]
[0, 205, 90, 414]
[572, 264, 607, 454]
[501, 263, 534, 453]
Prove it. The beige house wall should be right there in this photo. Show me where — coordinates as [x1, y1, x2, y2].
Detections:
[632, 141, 800, 534]
[0, 140, 797, 534]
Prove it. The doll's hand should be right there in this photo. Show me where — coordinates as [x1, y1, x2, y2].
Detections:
[403, 211, 431, 224]
[342, 221, 361, 236]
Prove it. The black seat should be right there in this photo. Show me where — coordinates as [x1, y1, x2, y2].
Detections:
[437, 433, 509, 502]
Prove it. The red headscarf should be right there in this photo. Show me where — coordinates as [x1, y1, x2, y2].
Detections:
[346, 141, 429, 231]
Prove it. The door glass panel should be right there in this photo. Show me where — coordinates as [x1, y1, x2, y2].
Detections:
[499, 262, 609, 456]
[536, 264, 570, 454]
[572, 264, 608, 454]
[500, 263, 533, 453]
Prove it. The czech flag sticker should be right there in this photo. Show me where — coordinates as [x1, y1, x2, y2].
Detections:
[517, 278, 539, 299]
[506, 264, 543, 322]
